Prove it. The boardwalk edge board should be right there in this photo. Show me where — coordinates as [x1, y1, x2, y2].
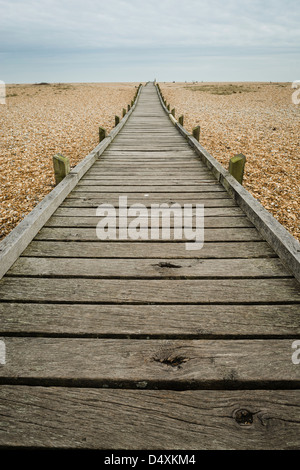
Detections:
[156, 84, 300, 283]
[0, 85, 143, 280]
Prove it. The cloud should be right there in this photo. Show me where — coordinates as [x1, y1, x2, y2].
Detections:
[0, 0, 299, 82]
[1, 0, 300, 51]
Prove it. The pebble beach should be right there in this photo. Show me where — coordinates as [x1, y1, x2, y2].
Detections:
[0, 82, 137, 240]
[160, 82, 300, 241]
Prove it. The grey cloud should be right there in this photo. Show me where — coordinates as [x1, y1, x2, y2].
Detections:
[0, 0, 299, 82]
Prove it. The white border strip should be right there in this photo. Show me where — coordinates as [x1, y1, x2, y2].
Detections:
[156, 83, 300, 283]
[0, 85, 143, 279]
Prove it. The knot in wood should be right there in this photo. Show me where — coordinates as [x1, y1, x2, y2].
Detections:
[234, 409, 254, 426]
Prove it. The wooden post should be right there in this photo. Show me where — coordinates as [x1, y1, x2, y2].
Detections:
[193, 126, 200, 141]
[178, 115, 184, 126]
[127, 104, 130, 112]
[52, 153, 70, 186]
[115, 115, 120, 127]
[122, 108, 126, 118]
[99, 126, 106, 143]
[171, 108, 175, 117]
[167, 104, 170, 111]
[229, 154, 246, 185]
[131, 100, 134, 107]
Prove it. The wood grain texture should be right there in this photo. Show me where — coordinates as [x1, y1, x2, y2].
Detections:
[45, 216, 253, 228]
[0, 278, 298, 303]
[79, 178, 217, 183]
[55, 206, 243, 217]
[74, 185, 225, 192]
[0, 338, 299, 387]
[0, 387, 299, 449]
[65, 192, 233, 203]
[34, 227, 263, 241]
[1, 303, 299, 337]
[7, 257, 290, 278]
[22, 241, 277, 259]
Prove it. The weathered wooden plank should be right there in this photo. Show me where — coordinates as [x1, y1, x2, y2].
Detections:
[91, 166, 212, 171]
[93, 162, 208, 166]
[112, 138, 186, 142]
[122, 126, 178, 129]
[0, 387, 299, 449]
[112, 134, 188, 138]
[45, 216, 252, 229]
[0, 338, 299, 387]
[109, 146, 190, 151]
[100, 155, 198, 159]
[95, 158, 206, 162]
[78, 180, 219, 187]
[74, 185, 226, 192]
[0, 278, 298, 303]
[119, 127, 179, 130]
[22, 241, 277, 259]
[81, 177, 216, 183]
[88, 162, 207, 166]
[102, 149, 197, 153]
[97, 166, 203, 170]
[65, 192, 232, 202]
[93, 155, 202, 159]
[7, 257, 289, 279]
[101, 148, 196, 151]
[0, 303, 298, 337]
[86, 173, 213, 178]
[85, 171, 213, 176]
[90, 167, 218, 173]
[78, 181, 218, 187]
[112, 136, 185, 140]
[34, 227, 263, 241]
[85, 167, 214, 172]
[54, 207, 242, 217]
[92, 167, 208, 172]
[61, 198, 237, 209]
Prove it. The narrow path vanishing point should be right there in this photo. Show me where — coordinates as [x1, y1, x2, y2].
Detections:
[0, 82, 299, 450]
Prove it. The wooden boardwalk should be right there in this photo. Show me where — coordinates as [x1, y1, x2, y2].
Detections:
[0, 82, 299, 450]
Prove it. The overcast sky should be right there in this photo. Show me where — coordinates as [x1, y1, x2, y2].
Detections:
[0, 0, 299, 83]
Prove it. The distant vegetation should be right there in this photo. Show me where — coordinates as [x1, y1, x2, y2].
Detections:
[185, 84, 256, 95]
[185, 82, 290, 95]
